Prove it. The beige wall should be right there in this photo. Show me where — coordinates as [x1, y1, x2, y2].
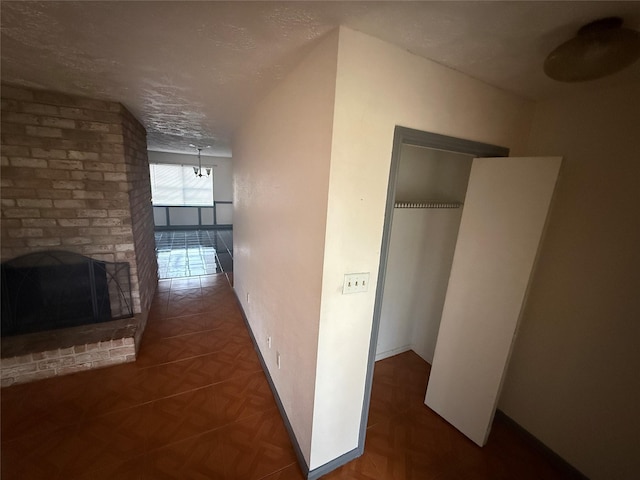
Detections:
[310, 27, 534, 468]
[499, 82, 640, 480]
[231, 31, 339, 466]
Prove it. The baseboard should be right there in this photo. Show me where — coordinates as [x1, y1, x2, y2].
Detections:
[494, 410, 589, 479]
[375, 344, 412, 361]
[307, 446, 362, 480]
[232, 291, 311, 478]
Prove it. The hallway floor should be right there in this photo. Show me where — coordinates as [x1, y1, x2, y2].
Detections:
[1, 273, 582, 480]
[155, 229, 233, 280]
[1, 273, 290, 480]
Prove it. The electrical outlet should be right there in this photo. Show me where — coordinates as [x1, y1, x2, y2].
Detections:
[246, 292, 250, 303]
[267, 336, 272, 349]
[343, 273, 370, 294]
[276, 351, 281, 369]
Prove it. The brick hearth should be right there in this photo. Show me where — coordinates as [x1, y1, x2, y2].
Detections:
[0, 316, 140, 387]
[0, 84, 158, 384]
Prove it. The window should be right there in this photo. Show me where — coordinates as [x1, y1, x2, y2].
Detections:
[149, 164, 213, 206]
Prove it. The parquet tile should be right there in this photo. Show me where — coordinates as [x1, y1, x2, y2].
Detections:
[70, 454, 146, 480]
[260, 464, 306, 480]
[143, 312, 215, 340]
[57, 405, 150, 477]
[144, 428, 228, 479]
[325, 352, 582, 480]
[0, 391, 82, 442]
[219, 409, 298, 479]
[1, 271, 582, 480]
[1, 424, 74, 480]
[145, 388, 221, 450]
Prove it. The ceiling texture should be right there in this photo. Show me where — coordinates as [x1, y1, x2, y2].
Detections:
[2, 1, 639, 157]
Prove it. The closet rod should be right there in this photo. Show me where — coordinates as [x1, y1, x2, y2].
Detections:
[394, 202, 463, 209]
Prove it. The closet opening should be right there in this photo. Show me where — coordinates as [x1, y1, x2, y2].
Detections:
[360, 126, 508, 443]
[377, 145, 473, 364]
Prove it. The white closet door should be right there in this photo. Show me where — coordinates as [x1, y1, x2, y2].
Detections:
[424, 156, 561, 446]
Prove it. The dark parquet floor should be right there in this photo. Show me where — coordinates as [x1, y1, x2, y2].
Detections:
[1, 273, 582, 479]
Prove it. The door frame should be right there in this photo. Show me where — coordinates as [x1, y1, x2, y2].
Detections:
[358, 126, 509, 445]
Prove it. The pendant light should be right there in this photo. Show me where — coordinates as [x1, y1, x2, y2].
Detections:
[189, 144, 211, 177]
[544, 17, 640, 82]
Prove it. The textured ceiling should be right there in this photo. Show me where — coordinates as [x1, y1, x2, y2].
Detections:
[2, 1, 639, 156]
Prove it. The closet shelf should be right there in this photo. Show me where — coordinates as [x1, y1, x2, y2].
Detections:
[394, 201, 463, 209]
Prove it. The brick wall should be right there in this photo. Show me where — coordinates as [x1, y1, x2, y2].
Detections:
[1, 84, 157, 315]
[121, 106, 157, 316]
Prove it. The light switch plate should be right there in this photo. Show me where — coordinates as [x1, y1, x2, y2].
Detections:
[343, 273, 370, 294]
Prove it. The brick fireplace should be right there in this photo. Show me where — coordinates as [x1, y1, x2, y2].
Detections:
[0, 84, 158, 385]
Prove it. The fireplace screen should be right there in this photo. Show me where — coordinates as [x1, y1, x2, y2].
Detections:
[1, 251, 133, 337]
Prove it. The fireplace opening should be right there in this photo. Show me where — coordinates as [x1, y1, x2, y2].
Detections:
[1, 251, 133, 337]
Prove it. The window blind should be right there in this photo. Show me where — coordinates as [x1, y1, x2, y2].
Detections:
[149, 164, 213, 206]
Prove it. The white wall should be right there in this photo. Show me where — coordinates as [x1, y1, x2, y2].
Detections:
[395, 145, 472, 203]
[377, 145, 471, 363]
[147, 150, 233, 202]
[376, 208, 463, 363]
[310, 27, 534, 469]
[499, 82, 640, 480]
[232, 31, 339, 466]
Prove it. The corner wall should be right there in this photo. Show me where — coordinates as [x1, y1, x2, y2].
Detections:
[499, 82, 640, 480]
[122, 107, 157, 318]
[232, 31, 339, 467]
[310, 27, 534, 469]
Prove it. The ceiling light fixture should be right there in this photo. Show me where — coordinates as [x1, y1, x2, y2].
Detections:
[189, 144, 212, 177]
[544, 17, 640, 82]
